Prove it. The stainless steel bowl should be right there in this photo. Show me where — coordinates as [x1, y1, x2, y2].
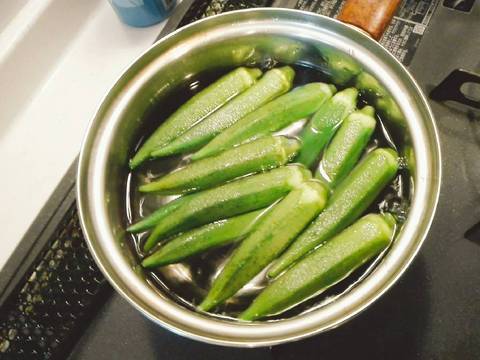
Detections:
[77, 9, 441, 346]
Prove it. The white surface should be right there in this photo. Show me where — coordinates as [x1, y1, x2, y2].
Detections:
[0, 0, 166, 269]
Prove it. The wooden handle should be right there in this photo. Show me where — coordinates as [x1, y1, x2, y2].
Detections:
[337, 0, 401, 40]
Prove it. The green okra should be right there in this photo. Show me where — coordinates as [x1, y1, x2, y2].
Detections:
[130, 67, 262, 169]
[318, 106, 376, 186]
[192, 83, 337, 161]
[355, 71, 405, 128]
[151, 67, 295, 158]
[127, 196, 189, 234]
[142, 209, 266, 267]
[296, 88, 358, 169]
[198, 180, 329, 312]
[240, 213, 395, 321]
[321, 47, 362, 86]
[139, 136, 300, 195]
[268, 148, 398, 278]
[143, 165, 312, 252]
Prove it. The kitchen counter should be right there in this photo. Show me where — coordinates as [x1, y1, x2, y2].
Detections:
[0, 0, 165, 269]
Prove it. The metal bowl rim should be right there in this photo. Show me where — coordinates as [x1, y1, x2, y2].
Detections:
[77, 8, 442, 347]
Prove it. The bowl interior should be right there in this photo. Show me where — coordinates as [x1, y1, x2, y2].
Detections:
[77, 9, 440, 346]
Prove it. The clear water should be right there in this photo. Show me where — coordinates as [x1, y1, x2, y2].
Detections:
[125, 64, 411, 321]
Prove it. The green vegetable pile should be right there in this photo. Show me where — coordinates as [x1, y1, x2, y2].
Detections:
[127, 66, 401, 321]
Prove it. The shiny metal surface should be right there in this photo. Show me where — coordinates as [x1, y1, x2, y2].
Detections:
[77, 9, 441, 347]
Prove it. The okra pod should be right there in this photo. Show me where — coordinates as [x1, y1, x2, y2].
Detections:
[127, 196, 188, 233]
[296, 88, 358, 168]
[321, 48, 362, 86]
[130, 67, 262, 169]
[143, 165, 311, 251]
[142, 209, 266, 267]
[151, 67, 295, 158]
[198, 180, 329, 312]
[240, 213, 395, 321]
[318, 106, 376, 186]
[355, 71, 405, 128]
[192, 83, 336, 160]
[139, 136, 300, 194]
[268, 148, 398, 278]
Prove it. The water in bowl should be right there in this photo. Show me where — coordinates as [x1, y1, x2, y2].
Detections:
[124, 64, 411, 321]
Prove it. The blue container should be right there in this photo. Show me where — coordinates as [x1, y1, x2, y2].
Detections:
[109, 0, 177, 27]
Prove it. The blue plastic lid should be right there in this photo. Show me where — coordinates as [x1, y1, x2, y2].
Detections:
[109, 0, 177, 28]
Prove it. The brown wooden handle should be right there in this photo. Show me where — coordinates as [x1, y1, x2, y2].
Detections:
[337, 0, 402, 40]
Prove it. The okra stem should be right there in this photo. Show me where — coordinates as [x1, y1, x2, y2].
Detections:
[130, 67, 262, 169]
[240, 213, 395, 321]
[198, 180, 329, 312]
[150, 67, 295, 158]
[139, 136, 300, 194]
[268, 148, 398, 278]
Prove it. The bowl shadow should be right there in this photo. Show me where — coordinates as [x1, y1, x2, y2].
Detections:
[271, 254, 430, 360]
[143, 254, 429, 359]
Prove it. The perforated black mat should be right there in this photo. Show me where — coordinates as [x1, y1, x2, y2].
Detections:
[0, 206, 109, 359]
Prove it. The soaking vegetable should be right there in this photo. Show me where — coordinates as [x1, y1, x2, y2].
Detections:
[142, 165, 312, 251]
[240, 213, 395, 321]
[150, 66, 295, 158]
[296, 87, 358, 168]
[192, 82, 336, 160]
[127, 195, 189, 233]
[130, 67, 262, 169]
[139, 135, 300, 194]
[318, 106, 376, 186]
[142, 209, 266, 267]
[126, 64, 409, 322]
[268, 148, 399, 278]
[355, 71, 405, 127]
[198, 180, 329, 312]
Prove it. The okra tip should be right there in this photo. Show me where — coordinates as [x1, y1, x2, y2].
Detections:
[130, 147, 156, 169]
[286, 164, 313, 188]
[197, 297, 217, 312]
[278, 136, 302, 159]
[327, 84, 337, 95]
[141, 256, 158, 269]
[380, 212, 397, 234]
[138, 182, 160, 193]
[150, 142, 177, 158]
[238, 309, 258, 321]
[340, 87, 359, 100]
[126, 222, 143, 233]
[129, 157, 141, 170]
[359, 105, 375, 117]
[273, 66, 295, 87]
[243, 67, 263, 79]
[373, 147, 399, 169]
[362, 213, 396, 245]
[143, 230, 162, 252]
[190, 147, 210, 161]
